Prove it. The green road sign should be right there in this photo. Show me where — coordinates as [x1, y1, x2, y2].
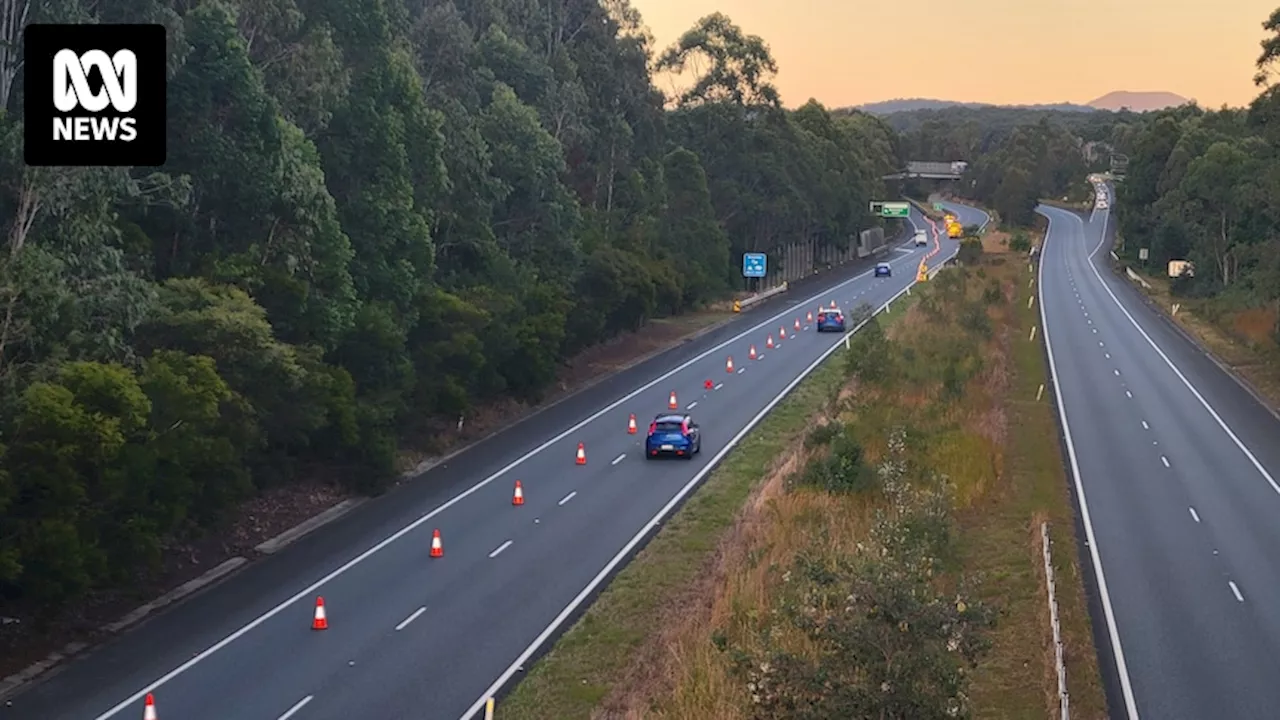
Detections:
[870, 201, 910, 218]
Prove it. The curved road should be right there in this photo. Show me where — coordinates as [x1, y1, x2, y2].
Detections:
[1038, 200, 1280, 720]
[4, 206, 963, 720]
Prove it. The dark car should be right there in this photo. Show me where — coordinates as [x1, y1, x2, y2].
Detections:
[645, 414, 702, 459]
[874, 262, 892, 277]
[816, 309, 845, 332]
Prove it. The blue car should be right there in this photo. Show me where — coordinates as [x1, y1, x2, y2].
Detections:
[874, 262, 892, 277]
[645, 414, 702, 459]
[816, 308, 845, 332]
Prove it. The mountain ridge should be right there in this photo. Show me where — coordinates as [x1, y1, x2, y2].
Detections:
[854, 92, 1191, 115]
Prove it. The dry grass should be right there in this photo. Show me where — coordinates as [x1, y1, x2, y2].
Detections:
[1123, 268, 1280, 410]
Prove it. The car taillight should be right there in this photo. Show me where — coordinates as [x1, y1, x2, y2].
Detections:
[648, 422, 657, 435]
[680, 420, 690, 436]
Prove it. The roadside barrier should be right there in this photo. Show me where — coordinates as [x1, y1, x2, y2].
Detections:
[1042, 522, 1070, 720]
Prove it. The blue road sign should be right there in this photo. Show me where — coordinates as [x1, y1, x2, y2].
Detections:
[742, 252, 767, 278]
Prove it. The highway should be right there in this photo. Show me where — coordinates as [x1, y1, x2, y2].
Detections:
[1037, 199, 1280, 720]
[4, 206, 958, 720]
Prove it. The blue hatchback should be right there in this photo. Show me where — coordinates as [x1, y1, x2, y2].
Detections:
[816, 309, 845, 332]
[874, 262, 892, 277]
[645, 414, 702, 459]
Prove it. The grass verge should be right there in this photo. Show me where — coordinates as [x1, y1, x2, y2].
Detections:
[1117, 265, 1280, 410]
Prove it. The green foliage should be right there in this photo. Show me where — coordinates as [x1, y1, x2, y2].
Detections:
[844, 315, 892, 385]
[0, 3, 903, 613]
[1007, 231, 1031, 253]
[795, 430, 876, 494]
[957, 238, 983, 265]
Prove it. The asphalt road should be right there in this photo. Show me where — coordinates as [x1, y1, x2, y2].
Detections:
[1037, 201, 1280, 720]
[4, 207, 959, 720]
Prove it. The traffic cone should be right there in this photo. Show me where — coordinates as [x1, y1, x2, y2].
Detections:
[512, 480, 524, 506]
[779, 326, 787, 340]
[766, 335, 774, 349]
[749, 345, 758, 360]
[668, 391, 678, 409]
[794, 318, 801, 331]
[143, 694, 157, 720]
[830, 300, 837, 309]
[806, 311, 813, 323]
[312, 597, 328, 630]
[704, 379, 713, 390]
[627, 413, 637, 434]
[430, 529, 444, 557]
[726, 356, 734, 372]
[576, 442, 587, 465]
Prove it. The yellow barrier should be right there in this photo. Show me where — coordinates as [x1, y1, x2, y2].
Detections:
[485, 697, 495, 719]
[733, 300, 741, 313]
[917, 261, 928, 283]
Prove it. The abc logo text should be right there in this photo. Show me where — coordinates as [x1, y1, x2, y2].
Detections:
[52, 48, 139, 142]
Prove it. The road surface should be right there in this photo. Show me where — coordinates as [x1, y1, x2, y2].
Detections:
[1037, 200, 1280, 720]
[5, 208, 958, 720]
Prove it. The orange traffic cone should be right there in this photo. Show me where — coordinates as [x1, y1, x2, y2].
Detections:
[142, 694, 157, 720]
[794, 318, 801, 331]
[749, 345, 758, 360]
[668, 391, 678, 409]
[513, 481, 524, 506]
[627, 413, 637, 434]
[576, 442, 587, 465]
[312, 597, 328, 630]
[766, 335, 774, 349]
[830, 300, 837, 309]
[779, 326, 787, 340]
[726, 356, 734, 372]
[430, 529, 444, 557]
[806, 311, 813, 323]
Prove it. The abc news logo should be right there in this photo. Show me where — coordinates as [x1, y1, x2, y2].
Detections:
[24, 24, 166, 167]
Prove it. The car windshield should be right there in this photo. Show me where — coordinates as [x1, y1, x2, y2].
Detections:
[654, 421, 683, 433]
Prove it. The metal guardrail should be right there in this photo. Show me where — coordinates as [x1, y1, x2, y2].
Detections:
[1042, 522, 1070, 720]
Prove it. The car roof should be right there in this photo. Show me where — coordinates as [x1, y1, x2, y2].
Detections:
[653, 413, 687, 423]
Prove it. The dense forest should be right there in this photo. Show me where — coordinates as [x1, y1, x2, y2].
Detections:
[894, 107, 1119, 225]
[1111, 9, 1280, 344]
[0, 0, 903, 614]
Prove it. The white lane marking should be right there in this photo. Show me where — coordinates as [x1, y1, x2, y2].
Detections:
[395, 607, 426, 631]
[1071, 210, 1280, 498]
[714, 383, 723, 390]
[278, 696, 313, 720]
[737, 367, 746, 373]
[1100, 341, 1104, 347]
[1189, 507, 1201, 523]
[558, 491, 577, 505]
[1161, 456, 1170, 468]
[459, 241, 950, 720]
[1230, 581, 1245, 602]
[1092, 328, 1098, 333]
[1126, 390, 1133, 398]
[1142, 421, 1149, 429]
[1113, 369, 1120, 376]
[1035, 208, 1141, 720]
[686, 401, 697, 409]
[489, 540, 513, 558]
[1105, 353, 1111, 359]
[92, 235, 940, 720]
[610, 453, 625, 465]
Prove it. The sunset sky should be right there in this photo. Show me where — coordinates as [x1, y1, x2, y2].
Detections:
[632, 0, 1279, 109]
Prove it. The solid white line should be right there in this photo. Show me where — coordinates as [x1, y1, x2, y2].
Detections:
[1189, 507, 1200, 523]
[1230, 581, 1244, 602]
[1071, 211, 1280, 498]
[459, 237, 954, 720]
[395, 607, 426, 631]
[1036, 208, 1141, 720]
[610, 453, 625, 465]
[90, 223, 935, 719]
[488, 540, 513, 558]
[278, 696, 313, 720]
[558, 491, 577, 505]
[1161, 456, 1170, 468]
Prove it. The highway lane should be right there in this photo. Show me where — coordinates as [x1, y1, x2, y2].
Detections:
[937, 199, 990, 232]
[1037, 202, 1280, 720]
[5, 207, 955, 720]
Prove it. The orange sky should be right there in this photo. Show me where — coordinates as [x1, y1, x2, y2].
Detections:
[632, 0, 1278, 109]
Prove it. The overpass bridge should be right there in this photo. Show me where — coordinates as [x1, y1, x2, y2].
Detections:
[882, 161, 967, 180]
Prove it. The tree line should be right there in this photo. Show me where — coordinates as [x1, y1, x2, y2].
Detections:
[1112, 6, 1280, 343]
[0, 1, 901, 613]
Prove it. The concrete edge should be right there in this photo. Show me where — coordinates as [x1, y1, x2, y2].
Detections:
[0, 556, 248, 701]
[255, 498, 368, 555]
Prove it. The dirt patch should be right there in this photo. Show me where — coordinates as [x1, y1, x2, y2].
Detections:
[981, 229, 1012, 253]
[0, 306, 734, 688]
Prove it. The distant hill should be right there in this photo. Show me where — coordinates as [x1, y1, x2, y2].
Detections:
[1086, 91, 1190, 112]
[856, 98, 1096, 115]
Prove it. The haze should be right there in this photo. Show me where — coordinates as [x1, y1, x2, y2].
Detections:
[635, 0, 1276, 109]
